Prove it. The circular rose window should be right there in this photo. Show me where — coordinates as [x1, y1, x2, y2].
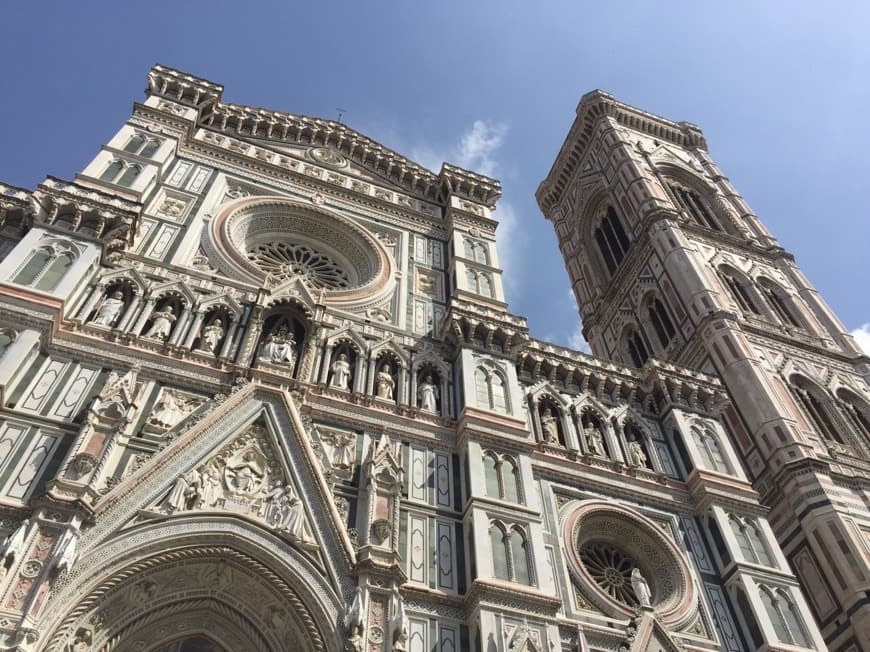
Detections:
[562, 500, 697, 626]
[203, 197, 394, 308]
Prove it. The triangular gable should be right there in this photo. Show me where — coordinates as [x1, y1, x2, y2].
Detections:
[628, 613, 684, 652]
[84, 384, 354, 585]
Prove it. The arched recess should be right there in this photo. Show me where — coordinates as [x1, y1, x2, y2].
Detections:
[41, 385, 352, 652]
[41, 518, 342, 652]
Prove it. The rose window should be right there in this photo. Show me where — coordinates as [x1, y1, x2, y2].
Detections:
[247, 242, 351, 289]
[579, 542, 640, 607]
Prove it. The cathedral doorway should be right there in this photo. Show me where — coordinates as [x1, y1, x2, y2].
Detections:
[159, 635, 227, 652]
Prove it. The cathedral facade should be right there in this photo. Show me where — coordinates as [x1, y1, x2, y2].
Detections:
[0, 66, 863, 652]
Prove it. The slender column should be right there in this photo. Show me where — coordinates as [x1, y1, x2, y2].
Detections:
[529, 397, 543, 441]
[353, 352, 365, 394]
[118, 294, 141, 332]
[77, 284, 105, 322]
[608, 418, 627, 464]
[319, 344, 334, 384]
[168, 308, 191, 346]
[365, 355, 376, 396]
[561, 408, 579, 451]
[218, 317, 239, 360]
[184, 311, 206, 349]
[132, 298, 156, 335]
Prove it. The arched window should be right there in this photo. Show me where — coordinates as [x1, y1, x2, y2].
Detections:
[836, 389, 870, 442]
[719, 268, 761, 315]
[490, 525, 510, 581]
[594, 205, 631, 275]
[692, 426, 729, 473]
[475, 366, 509, 413]
[466, 268, 493, 297]
[759, 587, 809, 648]
[124, 133, 161, 157]
[729, 517, 772, 566]
[100, 160, 125, 182]
[124, 133, 146, 153]
[625, 328, 649, 368]
[667, 182, 722, 231]
[482, 451, 522, 503]
[117, 164, 142, 187]
[648, 297, 676, 348]
[790, 379, 843, 444]
[509, 529, 531, 585]
[12, 244, 76, 291]
[759, 282, 801, 327]
[464, 238, 489, 264]
[490, 522, 533, 585]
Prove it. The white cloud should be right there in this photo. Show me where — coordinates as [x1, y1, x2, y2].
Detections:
[568, 321, 592, 354]
[851, 323, 870, 354]
[454, 120, 507, 178]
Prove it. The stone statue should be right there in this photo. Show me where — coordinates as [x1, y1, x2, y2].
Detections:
[200, 466, 223, 507]
[93, 290, 125, 326]
[586, 427, 606, 457]
[144, 305, 176, 341]
[148, 388, 189, 431]
[390, 589, 409, 652]
[52, 529, 79, 575]
[345, 587, 365, 652]
[199, 320, 224, 354]
[226, 450, 264, 495]
[418, 375, 438, 413]
[375, 364, 395, 400]
[166, 468, 200, 512]
[541, 407, 559, 443]
[0, 518, 29, 575]
[628, 438, 648, 468]
[331, 433, 355, 469]
[330, 353, 352, 390]
[258, 327, 296, 365]
[267, 484, 307, 541]
[631, 567, 652, 609]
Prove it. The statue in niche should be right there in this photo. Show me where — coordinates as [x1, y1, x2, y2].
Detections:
[390, 589, 409, 652]
[631, 567, 653, 609]
[375, 364, 395, 400]
[540, 407, 560, 444]
[199, 320, 224, 354]
[586, 426, 607, 457]
[258, 326, 296, 365]
[345, 588, 365, 652]
[331, 433, 355, 469]
[148, 388, 193, 431]
[225, 450, 265, 495]
[70, 628, 93, 652]
[330, 353, 352, 390]
[418, 375, 439, 413]
[144, 305, 176, 341]
[93, 290, 125, 327]
[166, 468, 201, 512]
[0, 518, 29, 578]
[627, 437, 648, 468]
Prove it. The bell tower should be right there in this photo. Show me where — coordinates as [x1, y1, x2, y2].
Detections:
[537, 91, 870, 651]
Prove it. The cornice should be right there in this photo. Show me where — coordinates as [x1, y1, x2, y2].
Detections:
[536, 90, 707, 214]
[146, 65, 502, 208]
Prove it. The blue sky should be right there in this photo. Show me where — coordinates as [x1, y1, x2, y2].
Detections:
[2, 2, 868, 352]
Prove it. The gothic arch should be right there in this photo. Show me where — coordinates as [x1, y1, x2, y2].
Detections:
[654, 163, 740, 235]
[40, 517, 342, 652]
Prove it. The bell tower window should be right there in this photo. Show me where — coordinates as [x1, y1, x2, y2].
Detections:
[625, 328, 649, 368]
[668, 182, 721, 231]
[594, 206, 631, 275]
[720, 269, 761, 315]
[648, 298, 676, 348]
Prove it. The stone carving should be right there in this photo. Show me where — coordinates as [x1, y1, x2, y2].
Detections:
[586, 427, 607, 458]
[541, 407, 559, 444]
[223, 185, 250, 202]
[418, 376, 438, 413]
[91, 366, 140, 422]
[157, 197, 185, 218]
[390, 590, 409, 652]
[631, 568, 652, 609]
[51, 528, 79, 575]
[375, 364, 395, 400]
[161, 424, 314, 544]
[93, 290, 125, 327]
[330, 353, 352, 390]
[627, 439, 647, 468]
[198, 320, 224, 354]
[325, 432, 355, 470]
[146, 388, 200, 432]
[310, 147, 348, 168]
[346, 588, 365, 652]
[143, 305, 176, 341]
[258, 327, 296, 365]
[0, 519, 29, 577]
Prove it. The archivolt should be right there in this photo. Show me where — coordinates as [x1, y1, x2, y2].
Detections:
[43, 543, 335, 652]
